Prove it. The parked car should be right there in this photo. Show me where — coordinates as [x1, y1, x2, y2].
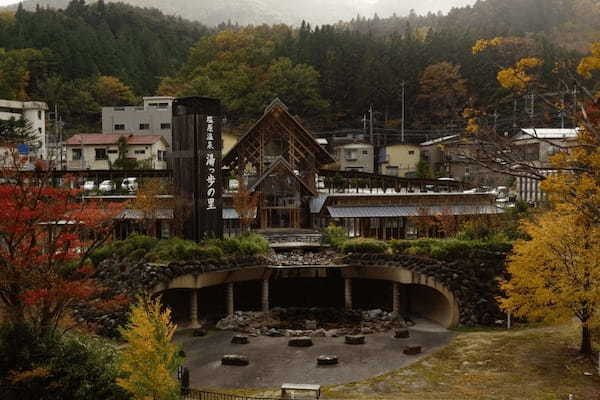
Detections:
[98, 180, 116, 192]
[121, 177, 138, 192]
[83, 180, 96, 191]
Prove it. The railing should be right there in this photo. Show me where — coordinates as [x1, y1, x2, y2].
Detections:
[183, 389, 285, 400]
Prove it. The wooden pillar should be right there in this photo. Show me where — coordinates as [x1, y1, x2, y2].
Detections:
[190, 289, 200, 329]
[344, 278, 352, 310]
[227, 283, 234, 316]
[261, 279, 270, 313]
[392, 282, 400, 317]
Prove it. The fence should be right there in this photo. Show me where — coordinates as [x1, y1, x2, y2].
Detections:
[183, 389, 285, 400]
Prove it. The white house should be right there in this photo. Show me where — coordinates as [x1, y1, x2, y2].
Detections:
[64, 134, 169, 170]
[513, 128, 578, 205]
[0, 99, 48, 160]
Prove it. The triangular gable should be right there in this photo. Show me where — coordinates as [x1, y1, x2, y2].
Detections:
[223, 99, 335, 166]
[249, 156, 317, 196]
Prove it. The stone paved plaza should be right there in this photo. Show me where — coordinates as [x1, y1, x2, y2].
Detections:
[175, 320, 454, 389]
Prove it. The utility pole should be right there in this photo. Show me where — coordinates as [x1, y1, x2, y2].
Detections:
[369, 105, 374, 146]
[401, 81, 405, 144]
[492, 110, 499, 133]
[512, 96, 517, 130]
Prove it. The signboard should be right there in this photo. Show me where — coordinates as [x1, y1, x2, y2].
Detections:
[171, 97, 223, 241]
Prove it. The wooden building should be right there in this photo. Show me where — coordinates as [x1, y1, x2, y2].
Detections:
[222, 99, 502, 239]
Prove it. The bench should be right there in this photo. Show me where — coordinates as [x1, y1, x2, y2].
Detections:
[281, 383, 321, 399]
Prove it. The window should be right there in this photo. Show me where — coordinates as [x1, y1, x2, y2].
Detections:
[157, 150, 167, 161]
[362, 150, 369, 155]
[344, 149, 357, 161]
[107, 149, 118, 154]
[37, 110, 42, 120]
[72, 148, 82, 161]
[114, 124, 125, 131]
[160, 123, 171, 129]
[408, 150, 415, 155]
[139, 123, 150, 130]
[134, 150, 146, 155]
[386, 166, 399, 176]
[95, 148, 107, 160]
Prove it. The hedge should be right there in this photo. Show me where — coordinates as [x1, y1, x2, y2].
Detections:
[90, 233, 269, 265]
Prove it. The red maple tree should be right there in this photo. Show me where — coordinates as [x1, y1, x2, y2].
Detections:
[0, 160, 124, 336]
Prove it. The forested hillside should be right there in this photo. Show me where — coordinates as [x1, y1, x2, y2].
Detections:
[0, 0, 598, 134]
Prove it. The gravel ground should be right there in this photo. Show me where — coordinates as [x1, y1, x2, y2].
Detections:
[175, 320, 454, 389]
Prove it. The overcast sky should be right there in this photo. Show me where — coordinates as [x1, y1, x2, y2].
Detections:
[0, 0, 477, 15]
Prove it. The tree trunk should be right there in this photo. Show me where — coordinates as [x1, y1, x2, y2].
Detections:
[581, 323, 593, 355]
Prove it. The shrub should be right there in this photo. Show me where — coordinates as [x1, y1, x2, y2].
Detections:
[209, 233, 269, 257]
[390, 238, 512, 261]
[0, 323, 130, 400]
[90, 234, 159, 265]
[322, 225, 347, 249]
[341, 238, 388, 254]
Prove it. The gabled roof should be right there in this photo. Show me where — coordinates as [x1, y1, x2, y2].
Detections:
[65, 134, 169, 147]
[223, 98, 335, 166]
[249, 156, 317, 196]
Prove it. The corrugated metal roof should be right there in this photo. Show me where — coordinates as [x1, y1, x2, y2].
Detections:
[327, 205, 501, 218]
[516, 128, 578, 140]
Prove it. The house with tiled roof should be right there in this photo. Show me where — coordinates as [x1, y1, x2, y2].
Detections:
[63, 133, 169, 170]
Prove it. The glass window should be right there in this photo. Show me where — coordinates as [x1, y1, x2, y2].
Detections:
[139, 123, 150, 130]
[408, 150, 415, 155]
[72, 148, 82, 160]
[114, 124, 125, 131]
[95, 148, 107, 160]
[134, 150, 145, 155]
[160, 122, 171, 129]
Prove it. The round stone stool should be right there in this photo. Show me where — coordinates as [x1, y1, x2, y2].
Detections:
[345, 335, 366, 345]
[403, 345, 422, 355]
[288, 336, 313, 347]
[221, 354, 249, 366]
[231, 335, 249, 344]
[394, 329, 410, 339]
[317, 355, 338, 366]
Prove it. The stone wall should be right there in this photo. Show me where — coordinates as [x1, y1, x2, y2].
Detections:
[340, 253, 507, 326]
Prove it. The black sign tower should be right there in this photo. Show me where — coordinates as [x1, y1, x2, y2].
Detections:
[171, 97, 223, 241]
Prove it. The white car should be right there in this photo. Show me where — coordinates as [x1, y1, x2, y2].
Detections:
[121, 177, 138, 192]
[83, 181, 96, 191]
[98, 180, 116, 192]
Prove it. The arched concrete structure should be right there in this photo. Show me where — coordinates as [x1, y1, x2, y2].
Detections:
[151, 265, 460, 328]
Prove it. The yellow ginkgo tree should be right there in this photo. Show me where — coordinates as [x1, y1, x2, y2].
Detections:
[117, 295, 182, 400]
[501, 210, 600, 355]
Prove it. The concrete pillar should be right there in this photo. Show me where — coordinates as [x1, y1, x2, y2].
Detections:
[190, 289, 200, 329]
[392, 282, 400, 317]
[261, 279, 270, 313]
[227, 283, 234, 316]
[344, 278, 352, 310]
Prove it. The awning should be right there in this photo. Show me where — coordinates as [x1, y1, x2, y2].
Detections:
[327, 205, 502, 218]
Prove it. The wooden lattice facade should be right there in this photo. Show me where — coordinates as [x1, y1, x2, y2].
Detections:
[223, 99, 335, 229]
